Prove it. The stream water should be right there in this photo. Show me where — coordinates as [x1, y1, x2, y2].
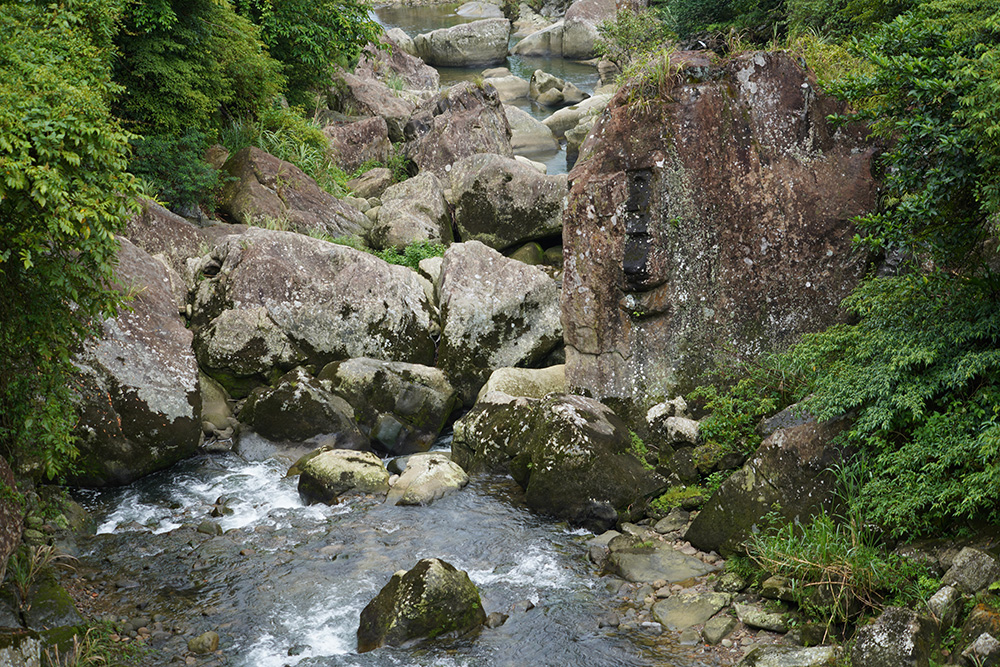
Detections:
[373, 3, 600, 175]
[74, 440, 701, 666]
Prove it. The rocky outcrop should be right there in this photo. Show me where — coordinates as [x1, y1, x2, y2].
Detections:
[438, 242, 562, 404]
[404, 82, 513, 177]
[386, 452, 470, 505]
[369, 172, 452, 249]
[505, 105, 560, 156]
[357, 558, 487, 652]
[449, 154, 566, 250]
[125, 200, 237, 279]
[324, 117, 391, 173]
[217, 147, 371, 242]
[850, 607, 935, 667]
[297, 449, 390, 505]
[347, 168, 395, 199]
[413, 19, 511, 67]
[239, 368, 367, 446]
[562, 51, 877, 418]
[189, 228, 436, 397]
[72, 239, 202, 486]
[684, 417, 850, 556]
[329, 71, 416, 142]
[529, 70, 588, 108]
[317, 358, 459, 455]
[453, 393, 663, 530]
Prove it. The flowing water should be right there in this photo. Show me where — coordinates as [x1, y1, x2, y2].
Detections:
[373, 3, 601, 175]
[74, 441, 701, 666]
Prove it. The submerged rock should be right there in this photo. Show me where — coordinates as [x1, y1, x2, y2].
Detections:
[357, 558, 486, 652]
[297, 450, 390, 505]
[73, 239, 202, 486]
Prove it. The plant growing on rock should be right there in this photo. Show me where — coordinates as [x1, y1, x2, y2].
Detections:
[596, 7, 675, 72]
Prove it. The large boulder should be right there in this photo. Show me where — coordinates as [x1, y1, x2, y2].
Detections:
[357, 558, 487, 652]
[505, 105, 560, 156]
[510, 20, 564, 57]
[297, 449, 390, 505]
[386, 452, 470, 505]
[72, 239, 202, 486]
[684, 417, 850, 556]
[329, 71, 416, 142]
[324, 117, 391, 173]
[239, 368, 366, 446]
[452, 392, 540, 473]
[561, 0, 617, 59]
[404, 82, 513, 178]
[562, 51, 877, 418]
[850, 607, 935, 667]
[438, 241, 562, 404]
[413, 19, 511, 68]
[317, 358, 459, 455]
[355, 40, 440, 93]
[486, 74, 530, 102]
[369, 172, 452, 249]
[125, 200, 238, 279]
[217, 147, 370, 242]
[449, 153, 566, 250]
[189, 228, 436, 397]
[477, 365, 565, 401]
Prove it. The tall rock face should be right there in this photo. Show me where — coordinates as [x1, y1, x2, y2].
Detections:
[562, 51, 878, 418]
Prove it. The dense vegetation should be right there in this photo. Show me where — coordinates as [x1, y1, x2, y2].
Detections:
[0, 0, 381, 481]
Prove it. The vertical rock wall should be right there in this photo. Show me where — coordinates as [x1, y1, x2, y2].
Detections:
[562, 51, 878, 417]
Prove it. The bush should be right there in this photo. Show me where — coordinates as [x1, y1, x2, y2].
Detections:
[371, 242, 446, 270]
[596, 7, 675, 71]
[129, 129, 225, 211]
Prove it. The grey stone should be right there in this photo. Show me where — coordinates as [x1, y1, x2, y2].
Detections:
[738, 645, 839, 667]
[703, 615, 737, 645]
[413, 19, 511, 68]
[370, 171, 452, 249]
[0, 631, 41, 666]
[297, 450, 390, 504]
[653, 509, 691, 534]
[505, 105, 559, 157]
[961, 633, 1000, 667]
[609, 545, 718, 584]
[487, 76, 531, 102]
[188, 631, 220, 654]
[735, 603, 789, 633]
[386, 453, 469, 506]
[510, 20, 564, 57]
[850, 607, 935, 667]
[943, 548, 1000, 595]
[651, 592, 731, 631]
[477, 366, 566, 401]
[927, 585, 962, 630]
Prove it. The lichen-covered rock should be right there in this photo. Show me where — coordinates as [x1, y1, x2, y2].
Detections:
[24, 575, 83, 630]
[218, 147, 370, 242]
[355, 40, 440, 92]
[324, 117, 391, 173]
[72, 239, 202, 486]
[125, 200, 238, 280]
[943, 548, 1000, 595]
[413, 19, 511, 67]
[317, 358, 459, 455]
[386, 453, 470, 505]
[850, 607, 935, 667]
[190, 228, 436, 396]
[684, 417, 850, 556]
[610, 544, 718, 584]
[651, 592, 730, 631]
[240, 368, 366, 446]
[404, 82, 513, 178]
[357, 558, 486, 652]
[927, 585, 962, 631]
[734, 603, 788, 633]
[962, 633, 1000, 667]
[369, 172, 452, 249]
[477, 365, 565, 401]
[450, 154, 566, 251]
[452, 392, 540, 473]
[199, 372, 232, 431]
[328, 71, 416, 142]
[438, 241, 562, 404]
[561, 0, 617, 59]
[505, 105, 559, 157]
[511, 394, 664, 531]
[346, 168, 395, 199]
[562, 51, 877, 419]
[738, 646, 839, 667]
[297, 449, 390, 505]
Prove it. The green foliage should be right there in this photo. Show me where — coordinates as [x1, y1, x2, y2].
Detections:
[665, 0, 786, 40]
[784, 274, 1000, 537]
[0, 0, 141, 479]
[628, 431, 655, 470]
[44, 622, 153, 666]
[220, 106, 351, 196]
[232, 0, 383, 104]
[828, 0, 1000, 275]
[115, 0, 284, 134]
[596, 7, 675, 71]
[372, 242, 447, 270]
[746, 508, 938, 627]
[129, 129, 225, 210]
[689, 353, 807, 457]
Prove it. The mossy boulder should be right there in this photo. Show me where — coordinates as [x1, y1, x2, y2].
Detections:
[297, 449, 390, 505]
[357, 558, 486, 653]
[24, 575, 83, 630]
[685, 417, 850, 557]
[438, 242, 562, 405]
[318, 358, 458, 455]
[240, 368, 366, 446]
[449, 153, 566, 252]
[451, 392, 540, 473]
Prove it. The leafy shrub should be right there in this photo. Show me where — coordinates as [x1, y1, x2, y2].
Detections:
[628, 431, 654, 470]
[372, 242, 446, 270]
[129, 129, 225, 211]
[596, 7, 675, 71]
